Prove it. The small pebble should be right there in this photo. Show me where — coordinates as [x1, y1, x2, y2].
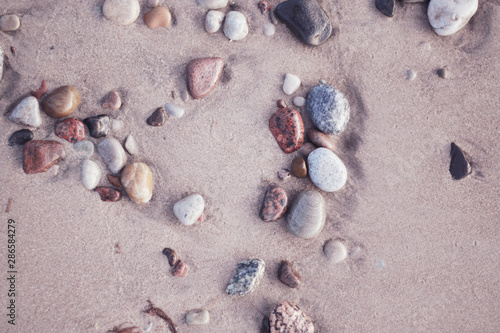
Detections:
[323, 239, 348, 264]
[172, 260, 188, 277]
[223, 11, 249, 41]
[81, 160, 101, 190]
[0, 15, 21, 32]
[84, 115, 111, 138]
[55, 118, 86, 143]
[30, 80, 48, 99]
[428, 0, 478, 36]
[165, 103, 185, 118]
[107, 174, 122, 188]
[96, 186, 122, 202]
[260, 183, 288, 222]
[406, 69, 417, 81]
[226, 259, 265, 296]
[173, 194, 205, 226]
[197, 0, 228, 10]
[269, 302, 314, 333]
[449, 142, 471, 180]
[258, 1, 271, 14]
[307, 83, 350, 135]
[42, 85, 81, 118]
[269, 107, 304, 153]
[124, 135, 138, 155]
[291, 157, 307, 178]
[102, 0, 140, 25]
[9, 96, 42, 128]
[437, 67, 450, 79]
[278, 260, 301, 288]
[307, 129, 335, 151]
[376, 0, 395, 17]
[97, 138, 127, 174]
[277, 99, 288, 108]
[293, 96, 306, 107]
[102, 90, 121, 109]
[278, 169, 291, 181]
[147, 107, 167, 126]
[205, 10, 225, 33]
[144, 6, 172, 29]
[283, 73, 301, 95]
[73, 141, 94, 159]
[23, 140, 66, 174]
[186, 310, 210, 326]
[146, 0, 159, 7]
[8, 129, 33, 146]
[263, 22, 275, 36]
[308, 148, 347, 192]
[121, 162, 153, 204]
[162, 248, 178, 266]
[187, 57, 224, 99]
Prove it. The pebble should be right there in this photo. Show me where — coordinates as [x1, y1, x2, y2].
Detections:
[162, 248, 178, 266]
[293, 96, 306, 107]
[226, 259, 265, 296]
[165, 103, 185, 118]
[187, 57, 224, 99]
[102, 90, 121, 109]
[96, 186, 122, 202]
[42, 85, 81, 118]
[276, 0, 332, 46]
[278, 169, 291, 181]
[55, 118, 86, 143]
[107, 174, 122, 188]
[173, 194, 205, 226]
[205, 10, 225, 33]
[197, 0, 228, 10]
[269, 107, 304, 154]
[437, 67, 450, 79]
[449, 142, 471, 180]
[81, 160, 101, 190]
[279, 260, 301, 288]
[30, 80, 48, 100]
[124, 135, 138, 155]
[172, 259, 188, 277]
[23, 140, 66, 174]
[258, 1, 271, 14]
[144, 6, 172, 29]
[263, 22, 275, 36]
[428, 0, 478, 36]
[307, 83, 350, 135]
[269, 302, 314, 333]
[323, 239, 348, 264]
[291, 157, 307, 178]
[260, 183, 288, 222]
[97, 138, 127, 173]
[307, 129, 335, 151]
[147, 107, 167, 126]
[277, 99, 288, 108]
[102, 0, 140, 25]
[376, 0, 395, 17]
[73, 141, 94, 159]
[406, 69, 417, 81]
[186, 310, 210, 326]
[223, 11, 249, 41]
[287, 190, 325, 239]
[146, 0, 159, 7]
[308, 148, 347, 192]
[283, 73, 301, 95]
[9, 96, 42, 128]
[180, 90, 190, 102]
[84, 115, 111, 138]
[8, 129, 34, 146]
[121, 162, 153, 204]
[0, 15, 21, 32]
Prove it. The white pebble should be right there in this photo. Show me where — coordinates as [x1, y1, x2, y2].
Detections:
[9, 96, 42, 128]
[0, 15, 21, 32]
[263, 22, 275, 36]
[102, 0, 140, 25]
[124, 135, 138, 155]
[406, 69, 417, 81]
[427, 0, 478, 36]
[186, 310, 210, 325]
[323, 239, 348, 264]
[197, 0, 228, 9]
[223, 11, 249, 41]
[307, 147, 347, 192]
[81, 160, 101, 190]
[97, 138, 127, 174]
[173, 194, 205, 226]
[165, 103, 185, 118]
[293, 96, 306, 107]
[283, 73, 301, 95]
[205, 10, 225, 33]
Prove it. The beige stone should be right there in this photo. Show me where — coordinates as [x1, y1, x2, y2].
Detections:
[0, 15, 20, 32]
[121, 163, 153, 204]
[144, 7, 172, 29]
[42, 86, 81, 118]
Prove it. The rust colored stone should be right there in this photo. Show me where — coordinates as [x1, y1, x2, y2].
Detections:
[277, 99, 288, 108]
[107, 174, 123, 188]
[162, 248, 178, 266]
[260, 183, 288, 222]
[258, 1, 271, 14]
[278, 260, 301, 288]
[54, 117, 86, 143]
[172, 259, 188, 277]
[307, 128, 335, 151]
[291, 157, 307, 178]
[187, 57, 224, 99]
[269, 107, 304, 153]
[30, 80, 47, 99]
[23, 140, 66, 174]
[96, 186, 122, 202]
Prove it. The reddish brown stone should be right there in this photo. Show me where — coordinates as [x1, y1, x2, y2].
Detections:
[95, 186, 122, 202]
[172, 259, 188, 277]
[107, 174, 123, 188]
[269, 107, 304, 153]
[278, 260, 301, 288]
[291, 157, 307, 178]
[30, 80, 47, 99]
[277, 99, 288, 108]
[270, 302, 314, 333]
[23, 140, 66, 174]
[162, 248, 178, 266]
[197, 211, 205, 222]
[258, 0, 271, 14]
[260, 183, 288, 222]
[54, 117, 86, 143]
[307, 128, 335, 151]
[187, 57, 224, 99]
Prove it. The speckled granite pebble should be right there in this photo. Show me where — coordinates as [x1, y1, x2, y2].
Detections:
[226, 259, 265, 296]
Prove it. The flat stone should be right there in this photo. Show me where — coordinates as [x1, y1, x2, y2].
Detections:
[73, 141, 94, 159]
[84, 115, 111, 138]
[124, 135, 138, 155]
[102, 90, 121, 109]
[0, 15, 21, 32]
[275, 0, 332, 46]
[187, 57, 224, 99]
[449, 142, 471, 180]
[263, 22, 276, 36]
[81, 160, 101, 190]
[97, 138, 127, 173]
[121, 162, 153, 204]
[55, 118, 86, 143]
[226, 259, 265, 296]
[165, 103, 185, 118]
[205, 10, 225, 33]
[197, 0, 228, 10]
[173, 194, 205, 226]
[293, 96, 306, 107]
[428, 0, 478, 36]
[307, 84, 350, 135]
[96, 186, 122, 202]
[291, 157, 307, 178]
[307, 129, 334, 150]
[172, 259, 188, 277]
[162, 248, 178, 266]
[223, 11, 249, 41]
[287, 190, 326, 239]
[8, 129, 34, 146]
[260, 183, 288, 222]
[23, 140, 66, 174]
[147, 107, 167, 126]
[283, 73, 301, 95]
[42, 85, 81, 118]
[144, 6, 171, 29]
[186, 310, 210, 326]
[269, 107, 304, 154]
[278, 260, 301, 288]
[103, 0, 140, 25]
[9, 96, 42, 128]
[269, 302, 314, 333]
[323, 239, 348, 264]
[307, 148, 347, 192]
[376, 0, 395, 17]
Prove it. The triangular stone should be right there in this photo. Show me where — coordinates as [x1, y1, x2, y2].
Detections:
[449, 142, 471, 180]
[187, 57, 224, 99]
[9, 96, 42, 128]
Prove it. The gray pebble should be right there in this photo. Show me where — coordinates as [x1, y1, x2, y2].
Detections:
[165, 103, 185, 118]
[180, 90, 190, 102]
[9, 96, 42, 128]
[293, 96, 306, 107]
[186, 310, 210, 325]
[0, 15, 20, 32]
[97, 138, 127, 174]
[146, 0, 159, 7]
[323, 239, 348, 263]
[73, 141, 95, 159]
[263, 22, 275, 36]
[307, 83, 350, 135]
[226, 259, 265, 296]
[437, 67, 450, 79]
[197, 0, 228, 9]
[205, 10, 225, 33]
[124, 135, 138, 155]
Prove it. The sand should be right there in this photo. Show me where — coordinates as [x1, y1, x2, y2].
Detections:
[1, 0, 500, 332]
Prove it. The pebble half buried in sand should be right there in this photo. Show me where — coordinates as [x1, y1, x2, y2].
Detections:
[165, 103, 185, 118]
[121, 162, 153, 204]
[23, 140, 66, 174]
[81, 160, 101, 190]
[205, 10, 225, 33]
[307, 83, 350, 135]
[144, 6, 172, 29]
[269, 302, 314, 333]
[187, 57, 224, 99]
[173, 194, 205, 226]
[260, 183, 288, 222]
[287, 190, 326, 239]
[97, 138, 127, 174]
[428, 0, 478, 36]
[226, 259, 265, 296]
[96, 186, 122, 202]
[223, 11, 249, 41]
[42, 86, 81, 118]
[269, 107, 305, 154]
[186, 310, 210, 326]
[308, 147, 347, 192]
[102, 0, 140, 25]
[9, 96, 42, 128]
[74, 141, 94, 159]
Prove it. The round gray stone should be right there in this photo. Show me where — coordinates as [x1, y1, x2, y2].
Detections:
[306, 84, 350, 135]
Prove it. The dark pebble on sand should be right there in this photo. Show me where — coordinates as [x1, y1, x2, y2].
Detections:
[9, 129, 34, 146]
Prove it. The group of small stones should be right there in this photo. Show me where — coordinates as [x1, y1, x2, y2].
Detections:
[3, 0, 474, 332]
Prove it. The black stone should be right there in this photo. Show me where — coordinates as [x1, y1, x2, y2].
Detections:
[8, 129, 34, 146]
[450, 142, 471, 180]
[275, 0, 333, 46]
[376, 0, 395, 17]
[83, 115, 111, 138]
[147, 107, 167, 126]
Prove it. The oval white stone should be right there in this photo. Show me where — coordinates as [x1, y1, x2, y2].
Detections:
[283, 73, 301, 95]
[97, 138, 127, 173]
[293, 96, 306, 107]
[223, 11, 249, 41]
[102, 0, 140, 25]
[165, 103, 185, 118]
[307, 147, 347, 192]
[428, 0, 478, 36]
[9, 96, 42, 128]
[81, 160, 101, 190]
[323, 239, 348, 264]
[197, 0, 228, 10]
[173, 194, 205, 226]
[205, 10, 225, 33]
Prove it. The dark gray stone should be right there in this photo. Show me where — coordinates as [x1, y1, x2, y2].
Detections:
[83, 115, 111, 138]
[306, 84, 350, 135]
[450, 142, 471, 180]
[8, 129, 34, 146]
[147, 107, 167, 126]
[226, 259, 265, 296]
[376, 0, 395, 17]
[275, 0, 332, 46]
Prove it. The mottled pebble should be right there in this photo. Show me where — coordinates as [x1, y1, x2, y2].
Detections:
[283, 73, 301, 95]
[96, 186, 122, 202]
[287, 190, 326, 239]
[55, 118, 86, 143]
[258, 1, 271, 14]
[124, 135, 138, 155]
[107, 174, 122, 188]
[102, 0, 140, 25]
[307, 129, 334, 151]
[172, 259, 188, 277]
[162, 248, 178, 266]
[121, 162, 153, 204]
[186, 310, 210, 325]
[376, 0, 395, 17]
[269, 302, 314, 333]
[147, 107, 167, 126]
[144, 6, 171, 29]
[226, 259, 265, 296]
[278, 169, 291, 181]
[293, 96, 306, 107]
[205, 10, 225, 33]
[97, 138, 127, 173]
[81, 160, 101, 190]
[407, 69, 417, 81]
[279, 260, 301, 288]
[197, 0, 228, 10]
[437, 67, 450, 79]
[323, 239, 348, 264]
[8, 129, 33, 146]
[269, 107, 304, 154]
[73, 141, 94, 159]
[23, 140, 66, 174]
[30, 80, 48, 99]
[84, 115, 111, 138]
[307, 83, 350, 135]
[165, 103, 185, 118]
[428, 0, 478, 36]
[449, 142, 471, 180]
[187, 57, 224, 99]
[0, 15, 20, 32]
[223, 11, 249, 41]
[42, 85, 81, 118]
[102, 90, 122, 109]
[9, 96, 42, 128]
[308, 148, 347, 192]
[173, 194, 205, 226]
[260, 183, 288, 222]
[291, 157, 307, 178]
[263, 22, 275, 36]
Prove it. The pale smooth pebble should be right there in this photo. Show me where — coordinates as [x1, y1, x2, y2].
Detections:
[74, 141, 95, 159]
[165, 103, 185, 118]
[293, 96, 306, 107]
[223, 11, 249, 41]
[263, 22, 275, 36]
[173, 194, 205, 226]
[81, 160, 101, 190]
[323, 239, 347, 264]
[197, 0, 229, 9]
[286, 190, 326, 239]
[102, 0, 140, 25]
[186, 310, 210, 325]
[9, 96, 42, 128]
[283, 73, 301, 95]
[124, 135, 138, 155]
[0, 15, 21, 32]
[97, 138, 127, 174]
[427, 0, 478, 36]
[121, 162, 153, 204]
[307, 147, 347, 192]
[205, 10, 225, 33]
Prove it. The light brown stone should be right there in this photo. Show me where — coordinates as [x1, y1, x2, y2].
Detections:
[42, 86, 81, 118]
[144, 7, 172, 29]
[121, 162, 153, 204]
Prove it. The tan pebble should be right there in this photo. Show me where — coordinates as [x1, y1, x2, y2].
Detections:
[42, 86, 81, 118]
[121, 162, 153, 204]
[307, 129, 335, 150]
[102, 90, 122, 109]
[323, 239, 347, 264]
[0, 15, 20, 32]
[291, 157, 307, 178]
[144, 7, 172, 29]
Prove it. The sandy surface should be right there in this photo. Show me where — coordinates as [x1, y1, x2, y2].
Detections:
[1, 0, 500, 332]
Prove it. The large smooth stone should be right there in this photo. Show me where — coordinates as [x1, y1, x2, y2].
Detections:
[9, 96, 42, 128]
[23, 140, 66, 174]
[226, 259, 265, 296]
[81, 160, 101, 190]
[376, 0, 395, 17]
[121, 162, 153, 204]
[173, 194, 205, 226]
[269, 107, 304, 154]
[260, 183, 288, 222]
[197, 0, 228, 9]
[8, 129, 34, 146]
[103, 0, 140, 25]
[187, 57, 224, 99]
[287, 190, 326, 239]
[84, 115, 111, 138]
[0, 15, 21, 32]
[205, 10, 225, 33]
[428, 0, 478, 36]
[449, 142, 471, 180]
[269, 302, 314, 333]
[55, 117, 86, 143]
[223, 11, 249, 41]
[275, 0, 332, 46]
[307, 148, 347, 192]
[97, 138, 127, 173]
[42, 86, 81, 118]
[307, 84, 350, 135]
